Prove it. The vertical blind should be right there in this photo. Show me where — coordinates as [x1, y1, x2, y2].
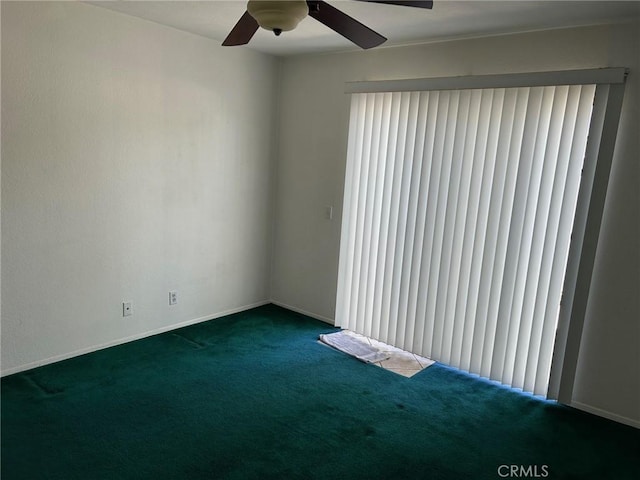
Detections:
[336, 84, 596, 396]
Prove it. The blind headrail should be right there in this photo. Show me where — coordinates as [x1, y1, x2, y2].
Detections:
[345, 68, 628, 94]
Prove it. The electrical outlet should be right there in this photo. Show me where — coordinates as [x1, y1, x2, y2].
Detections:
[123, 302, 132, 317]
[169, 291, 178, 306]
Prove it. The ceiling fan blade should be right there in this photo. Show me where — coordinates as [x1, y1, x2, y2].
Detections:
[222, 11, 259, 46]
[308, 0, 386, 49]
[353, 0, 433, 8]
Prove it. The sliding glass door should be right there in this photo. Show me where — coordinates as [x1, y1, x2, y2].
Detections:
[336, 70, 626, 398]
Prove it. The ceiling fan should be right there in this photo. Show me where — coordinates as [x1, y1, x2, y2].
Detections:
[222, 1, 434, 49]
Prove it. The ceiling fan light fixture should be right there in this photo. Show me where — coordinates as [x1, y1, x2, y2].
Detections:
[247, 0, 309, 35]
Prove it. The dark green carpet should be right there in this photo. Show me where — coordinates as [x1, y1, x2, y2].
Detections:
[2, 304, 639, 479]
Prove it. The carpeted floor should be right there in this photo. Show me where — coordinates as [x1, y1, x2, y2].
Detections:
[2, 304, 639, 479]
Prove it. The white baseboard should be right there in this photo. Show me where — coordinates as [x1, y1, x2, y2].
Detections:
[571, 400, 640, 429]
[1, 300, 270, 377]
[269, 300, 336, 326]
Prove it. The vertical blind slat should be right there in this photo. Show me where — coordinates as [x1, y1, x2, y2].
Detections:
[483, 88, 530, 379]
[370, 93, 393, 340]
[404, 93, 433, 349]
[448, 89, 482, 366]
[508, 86, 557, 389]
[416, 91, 449, 355]
[384, 93, 411, 345]
[491, 86, 538, 382]
[435, 90, 471, 361]
[520, 85, 571, 393]
[470, 87, 515, 376]
[458, 89, 499, 371]
[397, 93, 428, 350]
[426, 91, 459, 358]
[378, 93, 403, 342]
[336, 94, 364, 329]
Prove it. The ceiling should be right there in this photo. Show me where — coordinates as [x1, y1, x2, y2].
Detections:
[88, 0, 640, 56]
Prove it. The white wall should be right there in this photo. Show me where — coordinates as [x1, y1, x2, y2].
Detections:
[271, 23, 640, 426]
[1, 1, 279, 373]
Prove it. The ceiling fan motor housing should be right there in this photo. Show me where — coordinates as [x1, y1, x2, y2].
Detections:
[247, 1, 309, 34]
